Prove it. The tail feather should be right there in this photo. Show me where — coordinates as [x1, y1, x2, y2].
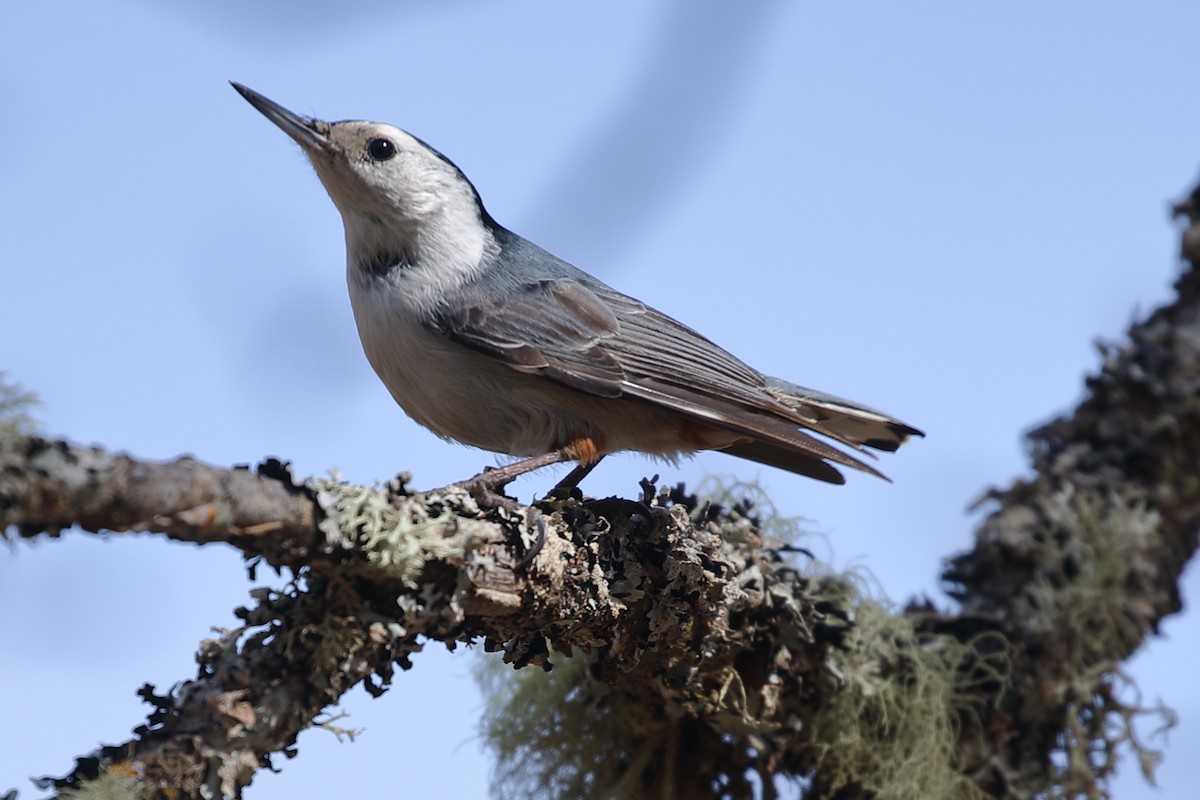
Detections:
[624, 375, 921, 483]
[719, 439, 849, 484]
[763, 376, 924, 453]
[627, 377, 890, 480]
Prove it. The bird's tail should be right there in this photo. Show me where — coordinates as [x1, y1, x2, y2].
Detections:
[762, 376, 924, 453]
[715, 378, 922, 484]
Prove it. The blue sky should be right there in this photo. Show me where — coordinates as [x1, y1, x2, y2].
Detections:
[2, 1, 1198, 797]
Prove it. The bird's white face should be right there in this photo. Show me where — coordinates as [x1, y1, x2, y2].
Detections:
[312, 120, 500, 301]
[307, 121, 500, 312]
[310, 121, 476, 228]
[231, 84, 495, 285]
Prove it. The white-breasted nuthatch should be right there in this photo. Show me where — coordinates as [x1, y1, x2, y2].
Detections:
[232, 83, 922, 490]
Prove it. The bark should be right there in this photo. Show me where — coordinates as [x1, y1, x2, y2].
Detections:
[2, 196, 1198, 800]
[1, 440, 862, 799]
[936, 194, 1200, 796]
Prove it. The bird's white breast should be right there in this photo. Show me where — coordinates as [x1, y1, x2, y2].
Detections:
[345, 260, 698, 461]
[347, 262, 557, 455]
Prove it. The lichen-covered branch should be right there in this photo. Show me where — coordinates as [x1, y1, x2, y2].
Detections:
[1, 437, 318, 552]
[937, 202, 1200, 797]
[2, 435, 890, 799]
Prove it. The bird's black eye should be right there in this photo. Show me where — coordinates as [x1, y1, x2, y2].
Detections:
[367, 138, 397, 162]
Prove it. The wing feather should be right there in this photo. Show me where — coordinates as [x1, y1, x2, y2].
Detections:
[433, 276, 910, 478]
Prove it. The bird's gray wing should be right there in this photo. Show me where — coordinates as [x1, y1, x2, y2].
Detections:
[434, 278, 628, 398]
[432, 277, 897, 478]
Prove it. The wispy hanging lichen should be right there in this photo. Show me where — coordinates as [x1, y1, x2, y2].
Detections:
[0, 372, 38, 437]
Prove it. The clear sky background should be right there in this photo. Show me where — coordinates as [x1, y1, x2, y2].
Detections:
[2, 2, 1198, 797]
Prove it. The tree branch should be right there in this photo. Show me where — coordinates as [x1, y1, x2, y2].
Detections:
[937, 195, 1200, 796]
[2, 437, 865, 798]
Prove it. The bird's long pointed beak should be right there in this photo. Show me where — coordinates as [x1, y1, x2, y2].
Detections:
[230, 82, 329, 151]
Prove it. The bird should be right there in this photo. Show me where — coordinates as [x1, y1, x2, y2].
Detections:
[231, 82, 922, 492]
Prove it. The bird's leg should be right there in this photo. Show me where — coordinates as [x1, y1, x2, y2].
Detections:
[460, 442, 605, 570]
[463, 436, 605, 504]
[462, 452, 572, 572]
[551, 456, 605, 492]
[463, 449, 572, 506]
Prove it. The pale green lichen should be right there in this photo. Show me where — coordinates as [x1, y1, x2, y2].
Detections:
[689, 474, 809, 546]
[58, 771, 143, 800]
[1023, 486, 1176, 793]
[803, 596, 1006, 800]
[476, 649, 658, 800]
[0, 372, 38, 437]
[309, 476, 473, 588]
[1038, 486, 1160, 666]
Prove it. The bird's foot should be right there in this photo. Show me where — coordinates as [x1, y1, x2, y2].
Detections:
[457, 469, 548, 571]
[459, 449, 580, 507]
[463, 470, 521, 513]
